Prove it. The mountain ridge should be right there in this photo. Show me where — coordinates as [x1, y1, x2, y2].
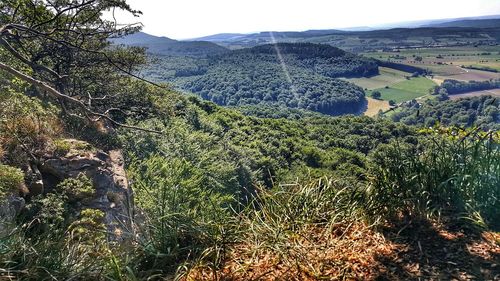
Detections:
[112, 32, 229, 57]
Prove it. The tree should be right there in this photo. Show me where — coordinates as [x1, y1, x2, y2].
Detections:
[389, 100, 396, 106]
[438, 88, 449, 101]
[0, 0, 158, 132]
[371, 91, 381, 99]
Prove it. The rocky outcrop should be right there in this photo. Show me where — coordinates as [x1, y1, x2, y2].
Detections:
[38, 139, 134, 240]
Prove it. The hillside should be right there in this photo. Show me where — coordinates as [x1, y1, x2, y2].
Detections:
[425, 18, 500, 28]
[113, 32, 229, 57]
[143, 43, 378, 115]
[194, 27, 500, 52]
[1, 2, 500, 281]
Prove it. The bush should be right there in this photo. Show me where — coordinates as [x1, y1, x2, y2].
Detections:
[0, 164, 24, 199]
[56, 174, 95, 203]
[0, 89, 62, 166]
[371, 91, 382, 99]
[53, 139, 72, 156]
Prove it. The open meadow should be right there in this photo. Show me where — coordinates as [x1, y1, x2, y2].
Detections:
[363, 76, 437, 103]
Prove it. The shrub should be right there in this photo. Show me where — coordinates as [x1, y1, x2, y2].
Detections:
[128, 155, 235, 274]
[68, 208, 107, 244]
[0, 164, 24, 199]
[23, 193, 67, 231]
[371, 91, 382, 99]
[0, 89, 62, 166]
[53, 139, 72, 156]
[56, 174, 95, 203]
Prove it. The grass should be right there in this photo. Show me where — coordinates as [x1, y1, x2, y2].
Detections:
[343, 67, 408, 90]
[186, 129, 500, 279]
[369, 77, 437, 103]
[364, 97, 391, 117]
[3, 128, 499, 280]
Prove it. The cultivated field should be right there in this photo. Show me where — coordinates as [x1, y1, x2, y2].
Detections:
[342, 67, 408, 90]
[449, 88, 500, 100]
[363, 46, 500, 81]
[369, 77, 437, 103]
[363, 97, 391, 116]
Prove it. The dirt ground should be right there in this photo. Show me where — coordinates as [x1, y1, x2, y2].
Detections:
[449, 89, 500, 100]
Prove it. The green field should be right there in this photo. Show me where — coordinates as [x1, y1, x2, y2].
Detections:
[342, 67, 408, 90]
[369, 77, 437, 103]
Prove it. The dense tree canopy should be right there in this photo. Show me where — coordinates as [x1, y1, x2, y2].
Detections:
[436, 79, 500, 95]
[141, 43, 378, 115]
[391, 95, 499, 130]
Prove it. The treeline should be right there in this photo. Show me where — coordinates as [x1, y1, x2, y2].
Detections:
[376, 59, 428, 74]
[436, 79, 500, 95]
[461, 65, 498, 73]
[391, 95, 499, 130]
[235, 105, 324, 119]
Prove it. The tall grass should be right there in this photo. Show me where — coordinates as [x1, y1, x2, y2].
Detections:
[127, 155, 236, 278]
[0, 224, 112, 280]
[368, 127, 499, 229]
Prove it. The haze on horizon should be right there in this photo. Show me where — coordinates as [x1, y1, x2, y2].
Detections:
[114, 0, 500, 39]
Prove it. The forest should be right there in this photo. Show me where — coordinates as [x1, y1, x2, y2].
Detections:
[0, 1, 499, 280]
[437, 79, 500, 95]
[141, 43, 378, 115]
[390, 95, 499, 130]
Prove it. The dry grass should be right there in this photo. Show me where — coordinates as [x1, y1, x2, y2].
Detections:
[185, 223, 395, 281]
[185, 219, 500, 281]
[364, 98, 391, 117]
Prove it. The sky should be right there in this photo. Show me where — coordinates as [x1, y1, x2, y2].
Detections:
[112, 0, 500, 39]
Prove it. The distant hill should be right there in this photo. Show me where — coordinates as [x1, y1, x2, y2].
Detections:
[188, 33, 249, 42]
[423, 19, 500, 28]
[142, 43, 378, 115]
[190, 26, 500, 52]
[112, 32, 229, 57]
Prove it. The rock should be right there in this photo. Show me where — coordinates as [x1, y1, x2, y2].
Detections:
[39, 139, 134, 241]
[29, 179, 44, 196]
[0, 195, 25, 234]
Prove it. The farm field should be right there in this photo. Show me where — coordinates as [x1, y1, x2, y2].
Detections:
[342, 67, 408, 90]
[363, 97, 391, 116]
[363, 46, 500, 81]
[368, 77, 437, 103]
[449, 88, 500, 100]
[433, 68, 500, 82]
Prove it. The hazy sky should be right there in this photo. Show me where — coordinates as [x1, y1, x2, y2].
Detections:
[114, 0, 500, 39]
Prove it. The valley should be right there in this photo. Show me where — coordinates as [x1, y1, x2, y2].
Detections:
[0, 2, 499, 280]
[118, 26, 499, 118]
